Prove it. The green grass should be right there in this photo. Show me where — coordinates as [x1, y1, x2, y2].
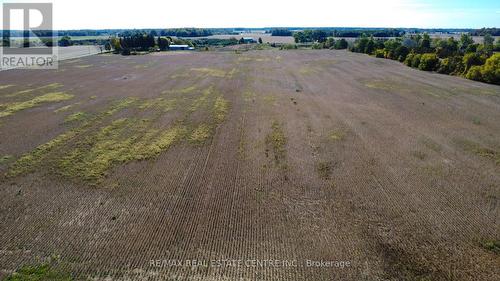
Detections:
[0, 155, 13, 165]
[189, 124, 212, 144]
[6, 85, 232, 184]
[0, 92, 74, 118]
[59, 118, 185, 184]
[7, 129, 79, 177]
[64, 112, 88, 123]
[266, 121, 287, 167]
[213, 95, 229, 123]
[54, 103, 79, 113]
[480, 240, 500, 254]
[456, 139, 500, 166]
[191, 67, 227, 77]
[0, 84, 15, 90]
[5, 83, 63, 98]
[4, 263, 71, 281]
[329, 129, 345, 141]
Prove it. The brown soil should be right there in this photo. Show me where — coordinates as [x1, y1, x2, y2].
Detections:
[0, 49, 499, 280]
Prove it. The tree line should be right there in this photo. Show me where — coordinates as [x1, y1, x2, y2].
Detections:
[292, 29, 407, 43]
[350, 33, 500, 85]
[160, 28, 213, 37]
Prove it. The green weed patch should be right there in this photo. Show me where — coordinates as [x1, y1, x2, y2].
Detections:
[266, 121, 287, 168]
[0, 92, 74, 118]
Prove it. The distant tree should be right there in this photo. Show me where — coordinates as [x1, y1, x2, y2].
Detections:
[334, 39, 348, 49]
[364, 37, 375, 54]
[495, 38, 500, 51]
[459, 33, 474, 52]
[394, 45, 409, 62]
[483, 34, 494, 52]
[158, 36, 170, 51]
[258, 37, 263, 44]
[419, 33, 431, 51]
[271, 29, 292, 36]
[58, 36, 72, 47]
[402, 37, 418, 48]
[435, 37, 458, 58]
[110, 37, 122, 53]
[324, 37, 335, 49]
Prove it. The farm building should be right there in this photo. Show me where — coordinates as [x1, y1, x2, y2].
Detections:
[169, 45, 194, 51]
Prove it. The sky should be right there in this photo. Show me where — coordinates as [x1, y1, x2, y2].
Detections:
[1, 0, 499, 29]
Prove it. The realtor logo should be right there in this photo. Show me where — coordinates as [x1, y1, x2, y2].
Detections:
[1, 2, 58, 70]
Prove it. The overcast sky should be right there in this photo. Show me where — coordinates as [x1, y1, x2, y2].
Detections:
[1, 0, 499, 29]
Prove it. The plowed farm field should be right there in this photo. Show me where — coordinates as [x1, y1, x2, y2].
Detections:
[0, 50, 499, 280]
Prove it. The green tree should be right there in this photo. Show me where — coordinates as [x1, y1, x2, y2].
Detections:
[158, 37, 170, 51]
[324, 37, 335, 49]
[58, 36, 72, 47]
[420, 33, 431, 51]
[437, 56, 464, 75]
[364, 37, 375, 54]
[411, 54, 422, 68]
[480, 53, 500, 84]
[483, 34, 494, 52]
[460, 33, 474, 52]
[495, 38, 500, 51]
[463, 53, 485, 72]
[374, 49, 385, 58]
[110, 37, 122, 53]
[418, 53, 439, 71]
[334, 39, 348, 49]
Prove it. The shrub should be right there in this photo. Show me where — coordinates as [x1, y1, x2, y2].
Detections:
[418, 53, 439, 71]
[463, 52, 485, 72]
[280, 44, 297, 50]
[466, 66, 483, 81]
[437, 56, 465, 75]
[411, 54, 422, 68]
[311, 42, 323, 49]
[395, 46, 409, 62]
[480, 53, 500, 84]
[374, 49, 385, 58]
[404, 53, 414, 67]
[334, 39, 348, 49]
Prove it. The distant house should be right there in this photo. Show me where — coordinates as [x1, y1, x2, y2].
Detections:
[242, 37, 255, 43]
[169, 45, 194, 51]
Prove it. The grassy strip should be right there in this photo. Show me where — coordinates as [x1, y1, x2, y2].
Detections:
[5, 263, 71, 281]
[266, 121, 287, 168]
[481, 240, 500, 254]
[0, 92, 73, 118]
